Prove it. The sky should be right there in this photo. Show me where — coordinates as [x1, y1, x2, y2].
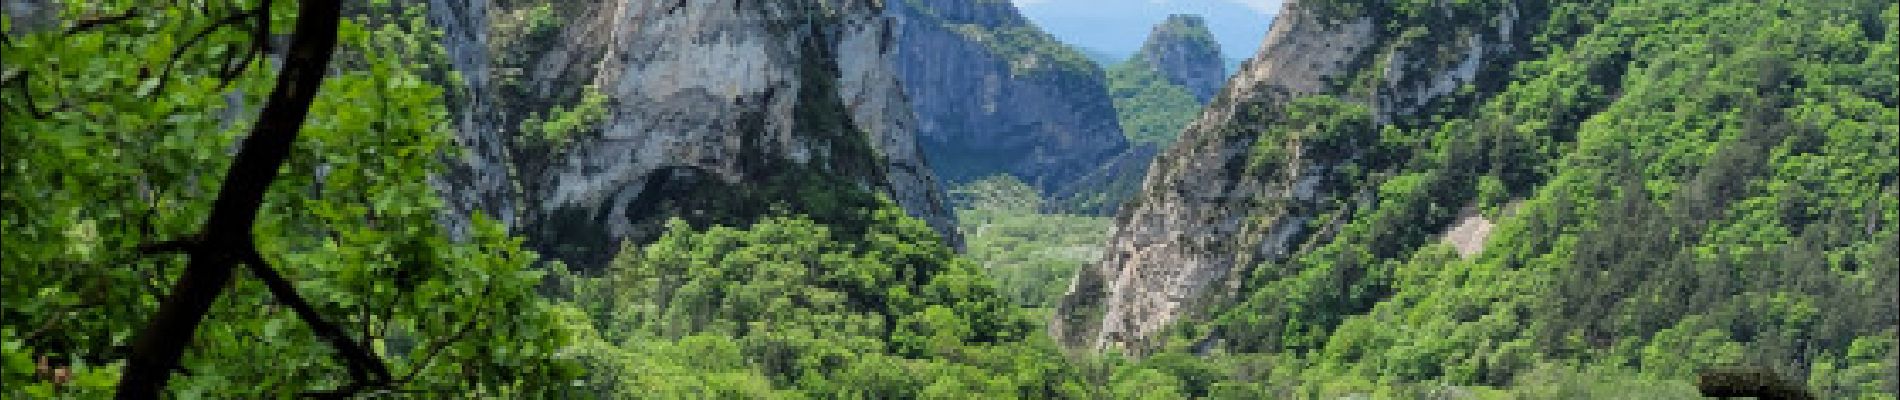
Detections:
[1013, 0, 1281, 60]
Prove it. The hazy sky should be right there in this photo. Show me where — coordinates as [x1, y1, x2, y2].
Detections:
[1013, 0, 1281, 60]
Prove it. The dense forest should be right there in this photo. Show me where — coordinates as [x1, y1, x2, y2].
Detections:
[3, 0, 1896, 398]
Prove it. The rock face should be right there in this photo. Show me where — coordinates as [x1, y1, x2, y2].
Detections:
[428, 0, 517, 237]
[1049, 15, 1230, 215]
[1133, 15, 1227, 102]
[428, 0, 960, 268]
[1, 0, 57, 33]
[889, 0, 1129, 192]
[1053, 0, 1523, 352]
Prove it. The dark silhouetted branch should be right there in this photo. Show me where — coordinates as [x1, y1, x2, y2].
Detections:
[114, 0, 342, 397]
[65, 10, 141, 35]
[134, 237, 202, 256]
[241, 249, 392, 391]
[150, 11, 254, 97]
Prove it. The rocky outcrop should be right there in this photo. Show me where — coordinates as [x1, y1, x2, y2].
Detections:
[1441, 208, 1496, 258]
[1053, 0, 1524, 352]
[1, 0, 56, 33]
[1133, 15, 1227, 102]
[428, 0, 520, 239]
[429, 0, 960, 268]
[1049, 15, 1230, 215]
[889, 0, 1128, 192]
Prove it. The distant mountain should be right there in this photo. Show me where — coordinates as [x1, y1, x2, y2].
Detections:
[1048, 15, 1228, 215]
[1132, 15, 1227, 102]
[1016, 0, 1275, 59]
[1079, 47, 1128, 66]
[1102, 19, 1221, 146]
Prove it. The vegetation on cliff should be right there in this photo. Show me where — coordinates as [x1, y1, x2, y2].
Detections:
[902, 0, 1098, 77]
[1107, 15, 1226, 145]
[1108, 60, 1204, 145]
[2, 0, 1892, 398]
[1152, 0, 1898, 397]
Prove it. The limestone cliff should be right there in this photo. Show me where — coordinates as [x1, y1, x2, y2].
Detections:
[1051, 15, 1230, 215]
[1054, 0, 1525, 352]
[889, 0, 1128, 192]
[429, 0, 960, 268]
[1132, 15, 1226, 102]
[0, 0, 54, 33]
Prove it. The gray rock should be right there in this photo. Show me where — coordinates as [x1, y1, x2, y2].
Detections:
[889, 0, 1128, 192]
[430, 0, 960, 268]
[1053, 0, 1524, 352]
[1, 0, 57, 34]
[1047, 15, 1229, 216]
[1134, 15, 1227, 102]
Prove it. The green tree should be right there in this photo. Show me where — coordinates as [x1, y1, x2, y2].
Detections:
[2, 1, 576, 397]
[552, 205, 1094, 397]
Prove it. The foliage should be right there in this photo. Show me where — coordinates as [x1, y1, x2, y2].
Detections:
[949, 24, 1101, 77]
[548, 206, 1106, 398]
[545, 206, 1338, 399]
[4, 0, 1892, 397]
[1170, 0, 1898, 397]
[905, 0, 1098, 77]
[1107, 60, 1203, 144]
[950, 174, 1042, 212]
[1245, 95, 1376, 174]
[953, 175, 1112, 308]
[1, 2, 578, 396]
[518, 85, 608, 149]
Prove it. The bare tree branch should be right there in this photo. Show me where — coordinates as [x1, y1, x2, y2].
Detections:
[215, 3, 275, 90]
[65, 10, 142, 35]
[134, 236, 201, 256]
[392, 286, 493, 387]
[150, 11, 254, 97]
[240, 249, 392, 389]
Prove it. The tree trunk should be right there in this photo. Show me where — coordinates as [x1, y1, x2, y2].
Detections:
[114, 1, 342, 397]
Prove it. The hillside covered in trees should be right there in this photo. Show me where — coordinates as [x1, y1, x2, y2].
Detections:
[1058, 0, 1897, 397]
[2, 0, 1895, 398]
